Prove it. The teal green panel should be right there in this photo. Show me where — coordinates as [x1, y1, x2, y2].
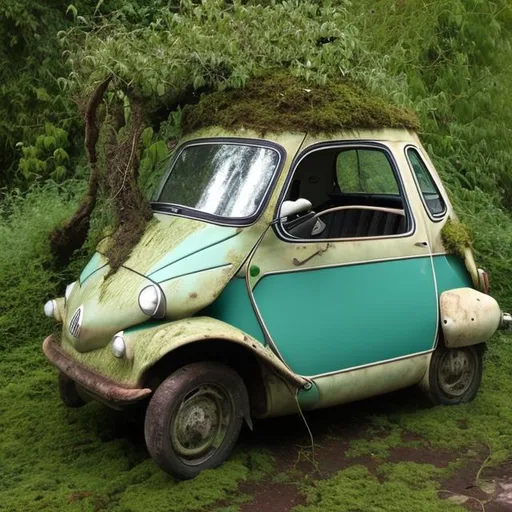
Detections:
[202, 278, 265, 344]
[80, 252, 105, 285]
[253, 257, 437, 376]
[433, 255, 473, 293]
[148, 225, 239, 282]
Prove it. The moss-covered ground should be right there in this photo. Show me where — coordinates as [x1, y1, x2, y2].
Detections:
[2, 329, 512, 511]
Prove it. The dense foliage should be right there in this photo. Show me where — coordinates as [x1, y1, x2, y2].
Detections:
[1, 1, 512, 510]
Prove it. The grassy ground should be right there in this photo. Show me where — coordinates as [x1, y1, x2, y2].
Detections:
[1, 331, 511, 511]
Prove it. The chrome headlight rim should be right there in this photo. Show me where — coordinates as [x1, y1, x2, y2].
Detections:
[138, 284, 166, 318]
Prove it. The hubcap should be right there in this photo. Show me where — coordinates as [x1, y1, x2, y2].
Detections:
[171, 385, 232, 466]
[438, 349, 476, 398]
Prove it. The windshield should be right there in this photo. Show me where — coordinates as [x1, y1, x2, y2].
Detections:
[154, 142, 281, 219]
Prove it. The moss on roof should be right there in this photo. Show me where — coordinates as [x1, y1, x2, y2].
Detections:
[182, 72, 419, 135]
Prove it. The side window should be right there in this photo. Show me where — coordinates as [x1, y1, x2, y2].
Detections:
[406, 148, 446, 217]
[336, 149, 399, 195]
[281, 146, 409, 240]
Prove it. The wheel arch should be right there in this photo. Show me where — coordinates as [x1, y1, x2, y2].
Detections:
[131, 317, 306, 418]
[143, 339, 270, 418]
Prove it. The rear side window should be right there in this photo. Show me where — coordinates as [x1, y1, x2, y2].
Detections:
[336, 149, 399, 195]
[406, 148, 446, 217]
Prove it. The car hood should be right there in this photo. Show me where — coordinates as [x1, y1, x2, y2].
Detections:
[66, 214, 262, 352]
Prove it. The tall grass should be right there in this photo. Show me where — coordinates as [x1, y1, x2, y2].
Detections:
[0, 182, 84, 351]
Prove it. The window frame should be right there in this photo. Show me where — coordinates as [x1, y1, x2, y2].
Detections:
[274, 141, 416, 243]
[404, 145, 447, 222]
[151, 137, 286, 227]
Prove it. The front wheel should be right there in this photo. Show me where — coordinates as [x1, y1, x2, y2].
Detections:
[144, 362, 248, 480]
[425, 344, 484, 405]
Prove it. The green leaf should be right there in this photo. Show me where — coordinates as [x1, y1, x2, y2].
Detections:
[141, 127, 154, 148]
[66, 4, 78, 20]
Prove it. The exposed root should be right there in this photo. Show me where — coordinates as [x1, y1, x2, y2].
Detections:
[50, 76, 112, 265]
[103, 101, 152, 273]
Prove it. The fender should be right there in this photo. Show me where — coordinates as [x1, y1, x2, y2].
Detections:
[439, 287, 501, 348]
[126, 316, 307, 388]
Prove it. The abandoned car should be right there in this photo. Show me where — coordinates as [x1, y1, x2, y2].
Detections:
[42, 82, 512, 480]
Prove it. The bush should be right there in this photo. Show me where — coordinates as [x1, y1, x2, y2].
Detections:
[0, 182, 84, 351]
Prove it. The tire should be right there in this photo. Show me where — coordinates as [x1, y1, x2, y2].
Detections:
[425, 344, 484, 405]
[58, 371, 86, 408]
[144, 362, 248, 480]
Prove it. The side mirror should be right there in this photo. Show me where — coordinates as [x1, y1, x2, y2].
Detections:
[279, 198, 312, 220]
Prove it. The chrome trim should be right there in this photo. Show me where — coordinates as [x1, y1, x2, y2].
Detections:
[404, 144, 447, 223]
[427, 239, 441, 351]
[274, 141, 417, 243]
[306, 349, 435, 380]
[244, 226, 293, 370]
[252, 251, 435, 283]
[68, 306, 83, 338]
[138, 285, 166, 319]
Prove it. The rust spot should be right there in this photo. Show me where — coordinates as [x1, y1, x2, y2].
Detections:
[189, 292, 198, 299]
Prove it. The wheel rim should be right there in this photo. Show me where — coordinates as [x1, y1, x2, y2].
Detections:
[438, 349, 476, 398]
[170, 384, 232, 466]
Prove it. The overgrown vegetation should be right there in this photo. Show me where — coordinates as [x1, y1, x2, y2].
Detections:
[2, 0, 512, 510]
[181, 72, 418, 134]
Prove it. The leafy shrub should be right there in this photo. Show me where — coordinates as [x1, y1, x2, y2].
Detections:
[0, 182, 84, 351]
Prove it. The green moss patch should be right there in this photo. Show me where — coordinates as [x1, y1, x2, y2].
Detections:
[182, 72, 419, 135]
[295, 463, 462, 512]
[441, 218, 472, 257]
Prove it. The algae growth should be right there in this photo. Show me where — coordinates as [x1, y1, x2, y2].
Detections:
[182, 71, 419, 135]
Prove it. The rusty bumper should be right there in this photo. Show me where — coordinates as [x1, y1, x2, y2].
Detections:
[43, 335, 152, 406]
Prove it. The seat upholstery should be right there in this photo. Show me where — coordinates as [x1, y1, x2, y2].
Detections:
[317, 208, 406, 238]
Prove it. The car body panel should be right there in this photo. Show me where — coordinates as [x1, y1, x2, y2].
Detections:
[251, 256, 437, 376]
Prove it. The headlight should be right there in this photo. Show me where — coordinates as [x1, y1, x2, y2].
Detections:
[138, 284, 166, 318]
[44, 300, 57, 318]
[111, 332, 126, 358]
[65, 281, 76, 303]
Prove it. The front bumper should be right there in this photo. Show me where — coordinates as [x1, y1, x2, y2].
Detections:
[43, 335, 152, 407]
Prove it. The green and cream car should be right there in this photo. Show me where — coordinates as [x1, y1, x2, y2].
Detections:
[43, 127, 511, 480]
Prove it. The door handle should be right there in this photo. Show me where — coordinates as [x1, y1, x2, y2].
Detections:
[293, 243, 329, 266]
[415, 241, 429, 248]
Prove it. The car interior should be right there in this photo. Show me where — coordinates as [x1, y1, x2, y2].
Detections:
[281, 146, 410, 240]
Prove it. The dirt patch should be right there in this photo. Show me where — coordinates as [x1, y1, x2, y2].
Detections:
[239, 481, 305, 512]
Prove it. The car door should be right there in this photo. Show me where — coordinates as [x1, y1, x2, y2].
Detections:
[246, 141, 438, 377]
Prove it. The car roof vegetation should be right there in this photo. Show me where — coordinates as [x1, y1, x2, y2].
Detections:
[182, 71, 419, 135]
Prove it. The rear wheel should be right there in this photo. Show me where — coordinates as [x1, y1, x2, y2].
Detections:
[426, 344, 483, 405]
[144, 362, 248, 480]
[58, 371, 86, 408]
